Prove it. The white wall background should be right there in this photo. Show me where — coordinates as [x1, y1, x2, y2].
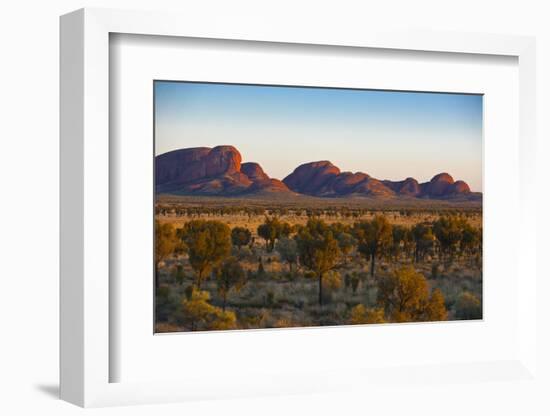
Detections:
[0, 1, 548, 415]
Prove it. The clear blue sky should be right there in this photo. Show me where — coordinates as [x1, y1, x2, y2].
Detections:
[155, 81, 483, 191]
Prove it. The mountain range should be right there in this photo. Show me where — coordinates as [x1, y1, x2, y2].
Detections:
[155, 145, 481, 201]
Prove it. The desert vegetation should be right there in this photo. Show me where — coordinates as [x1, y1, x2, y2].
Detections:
[155, 200, 482, 332]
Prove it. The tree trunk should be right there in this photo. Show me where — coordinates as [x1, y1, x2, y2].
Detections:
[370, 253, 376, 277]
[155, 262, 160, 290]
[318, 272, 323, 306]
[222, 293, 227, 312]
[197, 270, 203, 290]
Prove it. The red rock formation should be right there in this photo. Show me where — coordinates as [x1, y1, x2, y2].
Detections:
[448, 180, 471, 194]
[420, 173, 455, 197]
[241, 162, 269, 181]
[156, 145, 241, 185]
[383, 177, 421, 196]
[156, 146, 289, 195]
[282, 161, 341, 195]
[283, 161, 472, 199]
[156, 145, 475, 199]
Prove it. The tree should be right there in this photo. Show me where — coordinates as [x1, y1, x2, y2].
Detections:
[323, 270, 342, 290]
[455, 291, 482, 320]
[377, 266, 448, 322]
[354, 215, 392, 277]
[180, 220, 231, 289]
[275, 237, 298, 274]
[295, 219, 341, 306]
[231, 226, 251, 251]
[279, 222, 292, 239]
[390, 225, 409, 261]
[336, 232, 357, 265]
[425, 289, 447, 321]
[412, 223, 434, 262]
[345, 272, 361, 294]
[349, 304, 368, 324]
[349, 304, 387, 325]
[257, 217, 291, 252]
[365, 307, 387, 324]
[155, 220, 180, 289]
[460, 222, 481, 257]
[257, 256, 265, 278]
[174, 264, 185, 285]
[433, 215, 465, 260]
[215, 257, 246, 311]
[181, 289, 237, 331]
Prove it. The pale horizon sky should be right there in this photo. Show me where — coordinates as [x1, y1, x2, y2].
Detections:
[154, 81, 483, 192]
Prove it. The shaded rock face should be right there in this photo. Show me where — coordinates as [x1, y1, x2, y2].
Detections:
[241, 162, 269, 181]
[420, 173, 455, 197]
[448, 180, 471, 195]
[156, 145, 475, 199]
[155, 146, 289, 196]
[382, 177, 421, 196]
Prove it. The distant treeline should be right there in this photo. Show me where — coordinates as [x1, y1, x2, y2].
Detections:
[155, 204, 481, 219]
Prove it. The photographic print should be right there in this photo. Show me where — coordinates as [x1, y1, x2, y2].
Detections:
[154, 81, 483, 333]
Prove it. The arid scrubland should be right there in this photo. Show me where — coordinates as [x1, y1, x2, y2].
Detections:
[155, 198, 482, 332]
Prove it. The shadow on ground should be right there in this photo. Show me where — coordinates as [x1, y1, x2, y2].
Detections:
[35, 384, 59, 399]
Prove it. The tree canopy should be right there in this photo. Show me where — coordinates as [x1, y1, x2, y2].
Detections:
[215, 256, 246, 311]
[180, 220, 231, 288]
[377, 265, 447, 322]
[354, 215, 392, 277]
[155, 220, 180, 288]
[231, 226, 252, 250]
[295, 219, 341, 305]
[181, 289, 237, 331]
[257, 216, 291, 251]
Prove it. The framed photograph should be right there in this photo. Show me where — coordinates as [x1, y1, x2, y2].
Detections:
[60, 8, 538, 407]
[153, 80, 483, 333]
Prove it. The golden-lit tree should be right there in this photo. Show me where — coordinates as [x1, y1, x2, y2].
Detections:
[365, 308, 387, 324]
[181, 289, 237, 331]
[377, 266, 448, 322]
[349, 304, 368, 325]
[155, 220, 180, 289]
[349, 304, 387, 325]
[180, 220, 231, 289]
[424, 289, 447, 321]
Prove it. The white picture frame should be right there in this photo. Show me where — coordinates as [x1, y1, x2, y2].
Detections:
[60, 7, 537, 407]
